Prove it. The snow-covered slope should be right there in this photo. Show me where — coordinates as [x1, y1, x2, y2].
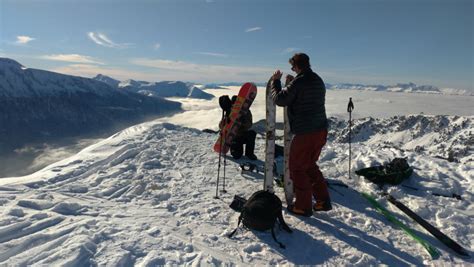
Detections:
[0, 115, 472, 265]
[0, 58, 182, 152]
[0, 58, 117, 98]
[327, 82, 472, 96]
[92, 75, 214, 100]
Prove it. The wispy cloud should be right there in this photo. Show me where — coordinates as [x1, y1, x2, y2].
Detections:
[41, 54, 104, 64]
[319, 67, 402, 85]
[283, 48, 298, 54]
[245, 27, 262, 33]
[130, 58, 275, 82]
[87, 32, 130, 48]
[205, 0, 214, 3]
[153, 43, 161, 50]
[195, 52, 228, 58]
[50, 64, 157, 81]
[16, 35, 35, 44]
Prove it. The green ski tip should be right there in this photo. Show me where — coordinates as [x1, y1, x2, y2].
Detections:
[361, 192, 440, 259]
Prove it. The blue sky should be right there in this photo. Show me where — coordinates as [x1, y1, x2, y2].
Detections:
[1, 0, 472, 90]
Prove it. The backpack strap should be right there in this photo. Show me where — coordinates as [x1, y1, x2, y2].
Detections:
[271, 227, 286, 249]
[227, 215, 242, 238]
[277, 212, 292, 233]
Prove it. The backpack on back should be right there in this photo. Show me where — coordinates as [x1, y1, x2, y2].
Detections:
[228, 190, 292, 248]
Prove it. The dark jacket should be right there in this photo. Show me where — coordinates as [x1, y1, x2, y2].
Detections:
[271, 68, 328, 134]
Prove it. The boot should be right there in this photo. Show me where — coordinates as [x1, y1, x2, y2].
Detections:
[245, 130, 257, 160]
[313, 199, 332, 211]
[230, 142, 243, 159]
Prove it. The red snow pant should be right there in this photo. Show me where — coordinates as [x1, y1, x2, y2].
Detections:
[289, 129, 330, 211]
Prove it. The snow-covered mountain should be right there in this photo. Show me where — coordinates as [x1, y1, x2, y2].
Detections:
[204, 81, 471, 96]
[204, 82, 267, 88]
[92, 75, 214, 100]
[0, 114, 471, 265]
[0, 58, 182, 152]
[120, 80, 214, 100]
[326, 82, 472, 96]
[92, 74, 120, 88]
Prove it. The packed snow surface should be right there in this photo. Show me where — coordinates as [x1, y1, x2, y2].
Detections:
[0, 86, 472, 265]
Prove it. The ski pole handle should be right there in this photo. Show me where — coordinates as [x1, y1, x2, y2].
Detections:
[347, 97, 354, 113]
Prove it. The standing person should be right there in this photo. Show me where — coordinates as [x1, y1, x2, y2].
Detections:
[218, 95, 258, 160]
[271, 53, 331, 217]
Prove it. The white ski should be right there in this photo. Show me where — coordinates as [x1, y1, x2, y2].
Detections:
[264, 77, 276, 192]
[283, 107, 294, 205]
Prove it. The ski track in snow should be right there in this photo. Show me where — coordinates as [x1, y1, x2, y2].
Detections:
[0, 117, 472, 265]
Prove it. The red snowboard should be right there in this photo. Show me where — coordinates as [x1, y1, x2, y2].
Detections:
[213, 82, 257, 154]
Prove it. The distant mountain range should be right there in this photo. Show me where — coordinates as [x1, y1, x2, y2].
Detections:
[203, 81, 471, 96]
[0, 58, 182, 152]
[93, 75, 214, 100]
[325, 82, 472, 96]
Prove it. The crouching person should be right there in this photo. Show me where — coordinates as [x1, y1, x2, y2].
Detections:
[218, 95, 258, 161]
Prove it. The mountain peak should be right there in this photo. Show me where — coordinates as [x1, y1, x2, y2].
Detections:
[94, 74, 112, 79]
[119, 79, 143, 88]
[92, 74, 120, 87]
[0, 58, 25, 70]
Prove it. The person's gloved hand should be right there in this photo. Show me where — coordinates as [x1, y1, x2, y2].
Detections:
[272, 70, 283, 81]
[285, 74, 294, 86]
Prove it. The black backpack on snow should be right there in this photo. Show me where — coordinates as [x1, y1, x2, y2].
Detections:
[228, 190, 292, 248]
[355, 157, 413, 185]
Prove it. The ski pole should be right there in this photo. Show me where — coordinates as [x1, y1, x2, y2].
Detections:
[402, 185, 462, 200]
[222, 134, 227, 193]
[347, 97, 354, 179]
[215, 110, 225, 199]
[386, 194, 469, 257]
